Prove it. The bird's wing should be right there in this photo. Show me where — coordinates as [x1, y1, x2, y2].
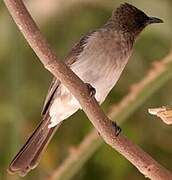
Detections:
[41, 77, 60, 115]
[41, 31, 95, 115]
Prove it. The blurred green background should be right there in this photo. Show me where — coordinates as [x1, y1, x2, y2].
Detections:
[0, 0, 172, 180]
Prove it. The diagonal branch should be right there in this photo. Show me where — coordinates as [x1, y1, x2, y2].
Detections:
[3, 0, 172, 179]
[49, 51, 172, 180]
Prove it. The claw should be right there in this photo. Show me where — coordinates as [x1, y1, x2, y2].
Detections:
[111, 121, 121, 136]
[85, 83, 96, 97]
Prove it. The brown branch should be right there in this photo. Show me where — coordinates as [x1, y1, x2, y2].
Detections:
[49, 51, 172, 180]
[3, 0, 172, 179]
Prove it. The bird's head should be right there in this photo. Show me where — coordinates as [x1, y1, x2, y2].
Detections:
[111, 3, 163, 36]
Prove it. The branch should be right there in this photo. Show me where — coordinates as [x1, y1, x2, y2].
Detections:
[49, 51, 172, 180]
[3, 0, 172, 179]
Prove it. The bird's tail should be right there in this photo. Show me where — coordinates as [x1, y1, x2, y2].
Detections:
[8, 114, 61, 176]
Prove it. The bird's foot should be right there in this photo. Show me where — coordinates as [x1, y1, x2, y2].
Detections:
[85, 83, 96, 97]
[111, 121, 121, 136]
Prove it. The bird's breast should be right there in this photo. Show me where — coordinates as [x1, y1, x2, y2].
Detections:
[70, 41, 130, 104]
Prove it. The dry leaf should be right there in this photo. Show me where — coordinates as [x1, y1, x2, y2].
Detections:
[148, 106, 172, 125]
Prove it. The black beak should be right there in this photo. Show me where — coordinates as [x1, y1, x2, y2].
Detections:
[146, 17, 163, 25]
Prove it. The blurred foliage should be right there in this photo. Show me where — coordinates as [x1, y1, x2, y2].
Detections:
[0, 0, 172, 180]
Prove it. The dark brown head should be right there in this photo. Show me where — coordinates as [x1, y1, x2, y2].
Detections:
[110, 3, 163, 36]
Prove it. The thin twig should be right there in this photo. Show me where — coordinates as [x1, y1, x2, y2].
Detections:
[49, 51, 172, 180]
[3, 0, 172, 179]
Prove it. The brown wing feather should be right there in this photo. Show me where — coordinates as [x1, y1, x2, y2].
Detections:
[41, 78, 60, 115]
[41, 31, 95, 115]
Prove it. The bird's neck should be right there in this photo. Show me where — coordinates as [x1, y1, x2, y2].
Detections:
[104, 19, 143, 38]
[102, 21, 136, 48]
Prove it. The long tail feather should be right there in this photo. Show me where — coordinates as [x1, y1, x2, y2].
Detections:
[8, 114, 61, 176]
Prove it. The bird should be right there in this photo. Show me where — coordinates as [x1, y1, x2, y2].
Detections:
[8, 3, 163, 176]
